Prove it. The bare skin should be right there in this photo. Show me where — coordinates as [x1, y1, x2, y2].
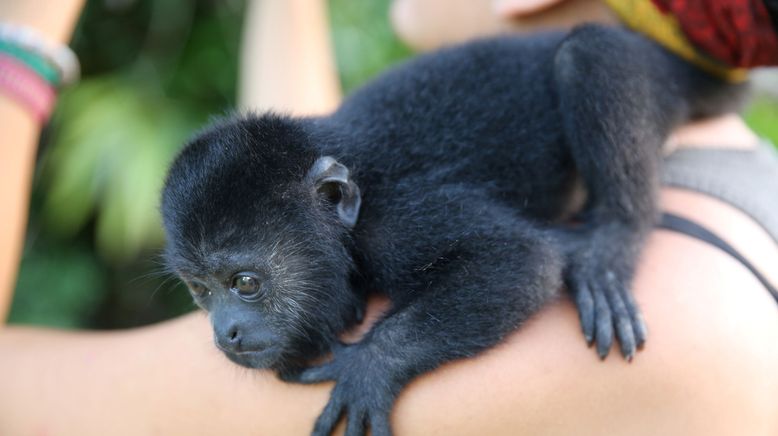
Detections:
[238, 0, 341, 115]
[0, 0, 85, 320]
[1, 0, 776, 435]
[390, 0, 617, 51]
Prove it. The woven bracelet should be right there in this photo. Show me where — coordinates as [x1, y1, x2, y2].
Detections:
[0, 23, 80, 86]
[0, 40, 60, 86]
[0, 53, 56, 123]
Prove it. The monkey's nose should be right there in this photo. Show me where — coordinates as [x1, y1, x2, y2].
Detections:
[215, 323, 243, 353]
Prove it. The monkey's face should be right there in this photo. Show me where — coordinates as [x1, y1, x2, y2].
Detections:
[171, 227, 359, 371]
[161, 114, 363, 370]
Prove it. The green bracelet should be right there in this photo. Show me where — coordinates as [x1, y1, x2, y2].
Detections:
[0, 40, 60, 86]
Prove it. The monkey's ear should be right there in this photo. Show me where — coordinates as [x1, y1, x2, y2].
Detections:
[307, 156, 361, 228]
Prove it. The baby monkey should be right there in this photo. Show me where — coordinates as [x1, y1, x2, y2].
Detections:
[162, 25, 744, 436]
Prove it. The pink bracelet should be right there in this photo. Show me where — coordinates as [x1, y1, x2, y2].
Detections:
[0, 52, 56, 123]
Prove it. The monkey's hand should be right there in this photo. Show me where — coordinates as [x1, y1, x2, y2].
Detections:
[563, 224, 648, 360]
[285, 342, 396, 436]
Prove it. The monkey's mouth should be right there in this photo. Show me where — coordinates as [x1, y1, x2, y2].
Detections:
[221, 345, 283, 369]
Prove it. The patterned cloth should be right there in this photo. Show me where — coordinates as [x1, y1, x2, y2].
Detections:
[607, 0, 778, 81]
[652, 0, 778, 68]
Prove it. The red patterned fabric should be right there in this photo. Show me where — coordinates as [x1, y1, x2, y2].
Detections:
[651, 0, 778, 67]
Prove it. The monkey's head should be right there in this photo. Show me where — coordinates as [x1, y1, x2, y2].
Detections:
[161, 114, 362, 371]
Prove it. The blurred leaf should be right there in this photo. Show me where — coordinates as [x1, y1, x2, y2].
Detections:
[70, 0, 152, 75]
[745, 97, 778, 148]
[9, 243, 105, 328]
[162, 1, 243, 108]
[329, 0, 412, 93]
[40, 74, 198, 263]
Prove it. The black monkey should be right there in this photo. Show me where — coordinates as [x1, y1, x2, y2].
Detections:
[161, 25, 745, 436]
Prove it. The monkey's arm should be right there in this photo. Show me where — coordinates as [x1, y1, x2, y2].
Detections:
[287, 196, 564, 436]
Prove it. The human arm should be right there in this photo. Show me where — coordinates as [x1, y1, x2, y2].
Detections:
[1, 186, 776, 435]
[238, 0, 341, 115]
[0, 0, 85, 321]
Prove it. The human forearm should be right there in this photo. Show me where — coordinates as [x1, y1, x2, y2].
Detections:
[0, 99, 38, 320]
[0, 0, 85, 321]
[239, 0, 341, 115]
[0, 313, 331, 435]
[1, 207, 775, 435]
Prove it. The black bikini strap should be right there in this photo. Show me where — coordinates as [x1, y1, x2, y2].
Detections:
[658, 212, 778, 304]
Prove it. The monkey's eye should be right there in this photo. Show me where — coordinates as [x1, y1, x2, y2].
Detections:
[188, 280, 208, 297]
[231, 273, 261, 297]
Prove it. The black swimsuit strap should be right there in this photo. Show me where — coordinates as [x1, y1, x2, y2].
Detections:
[658, 212, 778, 304]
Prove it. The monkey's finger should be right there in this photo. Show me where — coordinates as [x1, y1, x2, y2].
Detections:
[312, 397, 345, 436]
[619, 287, 647, 348]
[604, 284, 636, 361]
[330, 340, 348, 356]
[277, 370, 303, 383]
[344, 409, 367, 436]
[297, 363, 339, 384]
[592, 286, 613, 359]
[573, 281, 595, 344]
[368, 411, 392, 436]
[354, 304, 365, 324]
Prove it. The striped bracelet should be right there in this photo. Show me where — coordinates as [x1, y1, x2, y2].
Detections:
[0, 23, 80, 86]
[0, 53, 56, 123]
[0, 40, 60, 86]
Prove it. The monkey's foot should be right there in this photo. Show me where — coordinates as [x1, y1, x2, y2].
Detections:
[567, 261, 647, 360]
[284, 344, 394, 436]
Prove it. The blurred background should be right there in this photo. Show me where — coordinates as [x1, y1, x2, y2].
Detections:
[8, 0, 778, 329]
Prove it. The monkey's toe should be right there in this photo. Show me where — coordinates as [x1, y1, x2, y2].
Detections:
[312, 395, 346, 436]
[620, 286, 647, 349]
[603, 281, 639, 360]
[570, 270, 646, 360]
[574, 282, 595, 344]
[597, 282, 645, 360]
[367, 413, 392, 436]
[592, 285, 614, 358]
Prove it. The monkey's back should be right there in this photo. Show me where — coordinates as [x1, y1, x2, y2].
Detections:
[319, 32, 577, 220]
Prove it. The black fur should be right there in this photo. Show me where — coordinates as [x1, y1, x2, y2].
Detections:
[161, 25, 745, 436]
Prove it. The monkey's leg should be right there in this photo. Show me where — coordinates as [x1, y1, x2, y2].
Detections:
[552, 25, 712, 359]
[288, 214, 563, 436]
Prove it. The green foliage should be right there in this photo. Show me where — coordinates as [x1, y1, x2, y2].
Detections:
[329, 0, 412, 93]
[9, 242, 105, 327]
[34, 0, 244, 265]
[745, 97, 778, 148]
[41, 75, 197, 262]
